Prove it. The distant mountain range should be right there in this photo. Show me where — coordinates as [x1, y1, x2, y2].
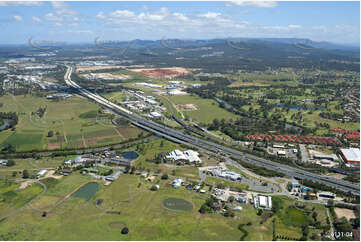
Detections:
[0, 37, 359, 72]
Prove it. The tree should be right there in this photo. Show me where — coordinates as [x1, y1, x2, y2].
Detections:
[121, 227, 129, 234]
[6, 160, 15, 167]
[312, 211, 318, 221]
[124, 166, 130, 173]
[199, 204, 211, 214]
[150, 185, 158, 191]
[22, 169, 29, 179]
[224, 208, 235, 217]
[47, 130, 54, 137]
[257, 209, 263, 216]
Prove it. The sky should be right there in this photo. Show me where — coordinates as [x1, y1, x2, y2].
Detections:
[0, 1, 359, 45]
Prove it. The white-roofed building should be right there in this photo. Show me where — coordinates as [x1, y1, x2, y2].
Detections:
[166, 149, 201, 164]
[166, 149, 187, 161]
[254, 195, 272, 210]
[340, 148, 360, 166]
[149, 111, 162, 119]
[168, 90, 187, 95]
[172, 178, 184, 188]
[183, 150, 201, 163]
[37, 169, 47, 178]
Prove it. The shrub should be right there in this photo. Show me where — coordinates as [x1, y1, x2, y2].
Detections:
[121, 227, 129, 234]
[22, 169, 29, 179]
[150, 185, 158, 191]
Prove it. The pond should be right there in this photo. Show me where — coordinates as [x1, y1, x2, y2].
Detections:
[121, 151, 139, 160]
[0, 119, 10, 131]
[276, 103, 324, 111]
[72, 182, 99, 200]
[162, 197, 193, 212]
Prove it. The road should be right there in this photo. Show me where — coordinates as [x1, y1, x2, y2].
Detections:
[326, 207, 335, 240]
[64, 66, 359, 196]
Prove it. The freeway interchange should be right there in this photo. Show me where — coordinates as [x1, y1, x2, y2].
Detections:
[64, 66, 359, 196]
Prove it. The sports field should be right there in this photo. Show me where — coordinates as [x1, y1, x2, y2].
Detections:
[0, 94, 144, 151]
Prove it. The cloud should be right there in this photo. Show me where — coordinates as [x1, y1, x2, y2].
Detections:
[32, 16, 41, 22]
[198, 12, 221, 19]
[43, 1, 78, 26]
[173, 13, 188, 21]
[0, 1, 43, 7]
[288, 24, 302, 29]
[228, 1, 278, 8]
[13, 15, 23, 21]
[44, 13, 62, 22]
[51, 1, 77, 17]
[67, 30, 94, 35]
[93, 7, 359, 44]
[263, 24, 302, 31]
[109, 10, 136, 18]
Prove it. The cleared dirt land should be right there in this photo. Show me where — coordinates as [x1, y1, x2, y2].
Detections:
[334, 208, 357, 220]
[128, 67, 194, 79]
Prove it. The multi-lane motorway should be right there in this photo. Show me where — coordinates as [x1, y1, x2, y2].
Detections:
[64, 66, 359, 195]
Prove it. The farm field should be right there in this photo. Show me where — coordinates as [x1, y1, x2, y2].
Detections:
[0, 95, 144, 151]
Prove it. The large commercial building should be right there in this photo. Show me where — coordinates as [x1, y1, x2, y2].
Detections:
[166, 149, 201, 163]
[340, 148, 360, 166]
[254, 195, 272, 210]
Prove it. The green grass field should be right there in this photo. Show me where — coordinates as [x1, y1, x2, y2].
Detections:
[167, 94, 238, 124]
[0, 94, 144, 151]
[0, 171, 330, 241]
[0, 181, 43, 218]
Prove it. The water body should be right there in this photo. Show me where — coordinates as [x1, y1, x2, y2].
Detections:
[276, 103, 324, 111]
[121, 151, 139, 160]
[0, 119, 10, 131]
[72, 182, 99, 200]
[162, 197, 193, 212]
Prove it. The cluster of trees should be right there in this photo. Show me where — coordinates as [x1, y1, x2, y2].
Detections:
[0, 112, 19, 129]
[35, 106, 47, 118]
[342, 174, 360, 183]
[237, 160, 286, 178]
[43, 66, 67, 84]
[208, 117, 297, 140]
[301, 179, 359, 202]
[199, 196, 221, 214]
[319, 111, 344, 121]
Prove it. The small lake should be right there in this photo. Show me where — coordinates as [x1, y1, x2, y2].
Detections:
[276, 104, 324, 111]
[72, 182, 99, 200]
[162, 197, 193, 212]
[0, 119, 10, 131]
[121, 151, 139, 160]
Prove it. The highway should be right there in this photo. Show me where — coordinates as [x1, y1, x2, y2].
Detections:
[64, 66, 360, 195]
